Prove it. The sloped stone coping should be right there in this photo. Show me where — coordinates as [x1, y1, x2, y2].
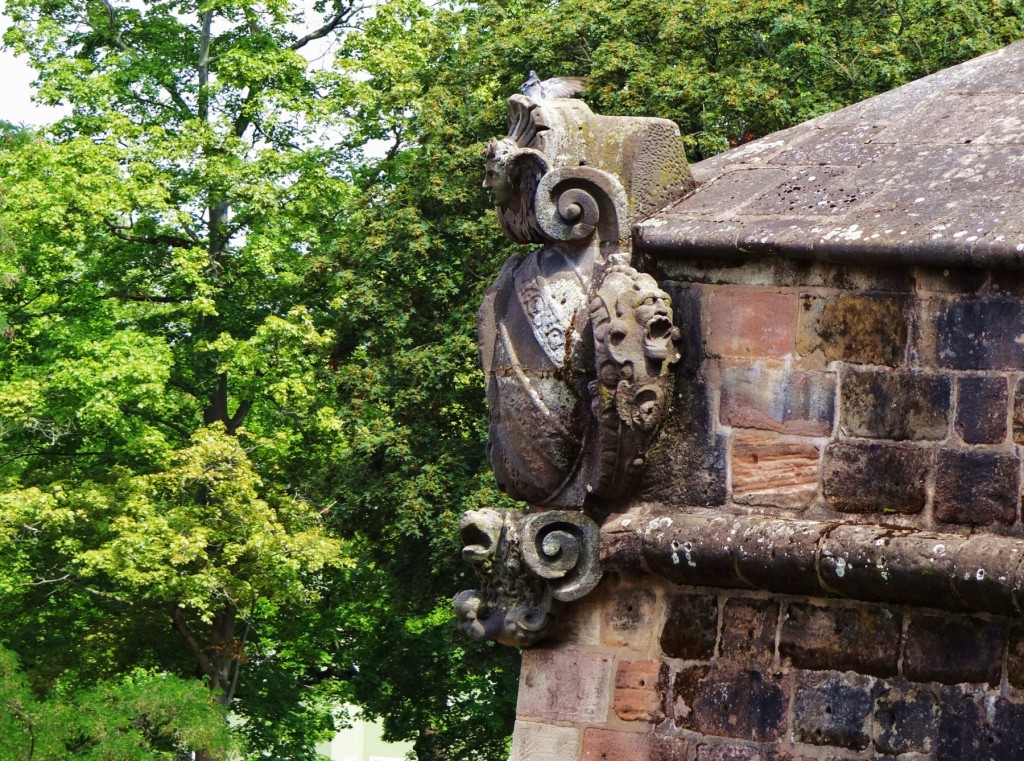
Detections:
[602, 508, 1024, 617]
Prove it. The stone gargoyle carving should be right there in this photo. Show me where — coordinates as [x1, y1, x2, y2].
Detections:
[478, 94, 694, 511]
[453, 508, 602, 647]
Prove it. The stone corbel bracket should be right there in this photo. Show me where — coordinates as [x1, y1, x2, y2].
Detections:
[454, 509, 602, 647]
[603, 508, 1024, 617]
[478, 95, 694, 510]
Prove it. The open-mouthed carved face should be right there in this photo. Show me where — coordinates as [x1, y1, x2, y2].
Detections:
[630, 279, 675, 363]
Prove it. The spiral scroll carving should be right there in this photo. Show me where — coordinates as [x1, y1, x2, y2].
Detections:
[534, 169, 628, 244]
[521, 511, 602, 601]
[453, 508, 602, 647]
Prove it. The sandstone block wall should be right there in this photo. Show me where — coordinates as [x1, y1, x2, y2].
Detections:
[510, 259, 1024, 760]
[512, 576, 1024, 761]
[640, 257, 1024, 530]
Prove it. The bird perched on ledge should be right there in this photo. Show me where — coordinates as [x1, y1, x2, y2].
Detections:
[520, 71, 586, 100]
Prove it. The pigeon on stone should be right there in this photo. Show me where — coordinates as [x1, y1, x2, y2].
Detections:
[520, 71, 586, 100]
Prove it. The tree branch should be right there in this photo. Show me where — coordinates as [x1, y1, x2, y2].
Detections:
[198, 9, 213, 121]
[290, 4, 360, 51]
[171, 605, 214, 678]
[102, 217, 197, 249]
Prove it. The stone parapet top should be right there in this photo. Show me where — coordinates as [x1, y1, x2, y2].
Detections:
[601, 507, 1024, 617]
[636, 41, 1024, 270]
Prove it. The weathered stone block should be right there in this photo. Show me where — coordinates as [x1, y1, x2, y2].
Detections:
[695, 745, 760, 761]
[731, 436, 819, 508]
[1013, 377, 1024, 445]
[935, 297, 1024, 369]
[582, 729, 689, 761]
[660, 592, 718, 660]
[704, 289, 798, 358]
[614, 660, 665, 722]
[517, 648, 612, 723]
[938, 686, 1024, 760]
[822, 442, 930, 515]
[672, 666, 788, 742]
[719, 597, 778, 668]
[510, 720, 580, 761]
[797, 293, 908, 365]
[840, 368, 949, 440]
[872, 683, 938, 755]
[720, 366, 836, 436]
[779, 603, 900, 678]
[903, 612, 1005, 686]
[603, 586, 657, 651]
[792, 671, 875, 750]
[1008, 624, 1024, 689]
[957, 375, 1009, 444]
[933, 449, 1019, 526]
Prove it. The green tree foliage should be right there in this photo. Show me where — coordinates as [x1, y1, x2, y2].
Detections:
[2, 0, 1023, 758]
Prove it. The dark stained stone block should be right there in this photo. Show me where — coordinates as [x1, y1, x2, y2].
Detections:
[938, 686, 1024, 760]
[872, 682, 937, 755]
[660, 592, 718, 660]
[718, 597, 778, 668]
[840, 368, 950, 440]
[779, 603, 900, 678]
[822, 441, 930, 515]
[933, 449, 1019, 526]
[797, 293, 908, 366]
[792, 671, 875, 750]
[1009, 624, 1024, 689]
[935, 297, 1024, 370]
[1013, 377, 1024, 445]
[957, 375, 1008, 444]
[903, 612, 1005, 686]
[720, 366, 836, 436]
[672, 666, 788, 742]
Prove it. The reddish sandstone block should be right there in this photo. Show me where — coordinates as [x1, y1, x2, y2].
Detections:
[704, 289, 798, 358]
[720, 366, 836, 436]
[581, 728, 689, 761]
[614, 660, 665, 722]
[509, 721, 580, 761]
[731, 435, 820, 508]
[517, 648, 613, 723]
[602, 586, 657, 650]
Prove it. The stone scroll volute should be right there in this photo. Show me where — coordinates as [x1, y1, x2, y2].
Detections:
[456, 93, 693, 647]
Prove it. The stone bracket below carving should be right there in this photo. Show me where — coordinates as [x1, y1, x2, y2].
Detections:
[454, 509, 603, 647]
[602, 508, 1024, 617]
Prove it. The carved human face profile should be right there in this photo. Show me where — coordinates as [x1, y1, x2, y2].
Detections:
[482, 138, 515, 207]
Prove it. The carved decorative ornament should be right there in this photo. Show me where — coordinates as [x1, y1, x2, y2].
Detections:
[478, 95, 691, 510]
[456, 93, 692, 646]
[453, 508, 602, 647]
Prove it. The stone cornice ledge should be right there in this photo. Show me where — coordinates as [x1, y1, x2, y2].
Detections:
[602, 507, 1024, 617]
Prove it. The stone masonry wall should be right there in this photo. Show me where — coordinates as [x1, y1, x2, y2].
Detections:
[639, 256, 1024, 531]
[508, 258, 1024, 761]
[512, 575, 1024, 761]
